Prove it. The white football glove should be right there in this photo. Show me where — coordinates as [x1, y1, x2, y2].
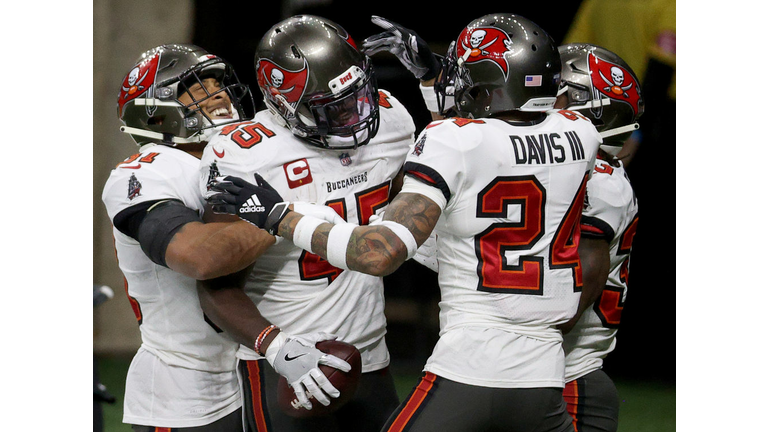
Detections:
[265, 332, 352, 410]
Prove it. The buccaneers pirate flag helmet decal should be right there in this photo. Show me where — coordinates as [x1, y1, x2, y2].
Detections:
[256, 58, 309, 112]
[118, 52, 161, 118]
[456, 26, 514, 79]
[589, 52, 642, 117]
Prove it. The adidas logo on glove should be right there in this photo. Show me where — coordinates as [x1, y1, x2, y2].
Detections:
[239, 195, 266, 214]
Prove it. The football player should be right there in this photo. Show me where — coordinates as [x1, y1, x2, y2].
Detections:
[196, 15, 416, 432]
[364, 22, 645, 432]
[555, 44, 644, 432]
[210, 14, 603, 432]
[102, 44, 350, 432]
[366, 23, 645, 431]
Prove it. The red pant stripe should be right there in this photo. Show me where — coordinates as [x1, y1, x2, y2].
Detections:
[386, 372, 438, 432]
[563, 380, 580, 432]
[246, 360, 269, 432]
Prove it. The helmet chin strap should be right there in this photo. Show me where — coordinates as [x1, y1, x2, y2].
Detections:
[325, 129, 368, 149]
[119, 126, 206, 145]
[599, 123, 639, 139]
[599, 123, 640, 156]
[122, 105, 241, 146]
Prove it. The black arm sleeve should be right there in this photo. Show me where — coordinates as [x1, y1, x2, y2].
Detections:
[114, 199, 202, 267]
[112, 200, 163, 240]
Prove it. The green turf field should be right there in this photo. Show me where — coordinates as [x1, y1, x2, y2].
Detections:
[96, 356, 674, 431]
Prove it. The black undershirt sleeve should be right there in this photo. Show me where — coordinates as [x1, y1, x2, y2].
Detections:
[113, 199, 202, 267]
[112, 200, 160, 240]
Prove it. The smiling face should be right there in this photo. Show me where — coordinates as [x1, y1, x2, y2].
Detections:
[177, 77, 233, 120]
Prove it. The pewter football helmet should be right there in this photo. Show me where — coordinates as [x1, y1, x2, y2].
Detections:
[558, 43, 644, 153]
[118, 44, 252, 146]
[255, 15, 380, 149]
[437, 13, 561, 118]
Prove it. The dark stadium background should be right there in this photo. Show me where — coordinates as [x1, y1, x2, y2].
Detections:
[191, 0, 675, 385]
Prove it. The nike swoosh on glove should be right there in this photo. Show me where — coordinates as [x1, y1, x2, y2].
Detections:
[207, 174, 289, 234]
[266, 332, 352, 410]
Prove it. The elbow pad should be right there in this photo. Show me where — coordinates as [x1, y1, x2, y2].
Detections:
[137, 200, 201, 267]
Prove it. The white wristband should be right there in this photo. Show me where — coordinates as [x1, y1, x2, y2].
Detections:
[326, 223, 357, 270]
[293, 215, 326, 254]
[420, 83, 440, 113]
[420, 83, 455, 113]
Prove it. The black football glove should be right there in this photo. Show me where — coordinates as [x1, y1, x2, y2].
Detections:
[207, 174, 290, 235]
[362, 16, 441, 81]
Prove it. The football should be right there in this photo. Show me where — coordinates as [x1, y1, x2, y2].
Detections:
[277, 340, 362, 418]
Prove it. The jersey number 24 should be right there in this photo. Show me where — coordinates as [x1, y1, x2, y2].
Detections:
[474, 174, 588, 295]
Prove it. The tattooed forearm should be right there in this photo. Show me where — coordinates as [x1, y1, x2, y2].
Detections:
[277, 211, 303, 241]
[277, 210, 334, 257]
[383, 193, 442, 245]
[310, 223, 333, 257]
[278, 193, 441, 277]
[347, 226, 408, 275]
[347, 193, 441, 276]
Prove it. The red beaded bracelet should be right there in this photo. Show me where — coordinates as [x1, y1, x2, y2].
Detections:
[255, 325, 279, 356]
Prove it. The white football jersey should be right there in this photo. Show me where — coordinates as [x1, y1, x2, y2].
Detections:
[563, 158, 639, 382]
[198, 90, 415, 372]
[399, 111, 601, 388]
[102, 144, 241, 426]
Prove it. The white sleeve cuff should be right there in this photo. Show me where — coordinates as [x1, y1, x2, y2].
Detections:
[420, 83, 441, 113]
[400, 175, 448, 210]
